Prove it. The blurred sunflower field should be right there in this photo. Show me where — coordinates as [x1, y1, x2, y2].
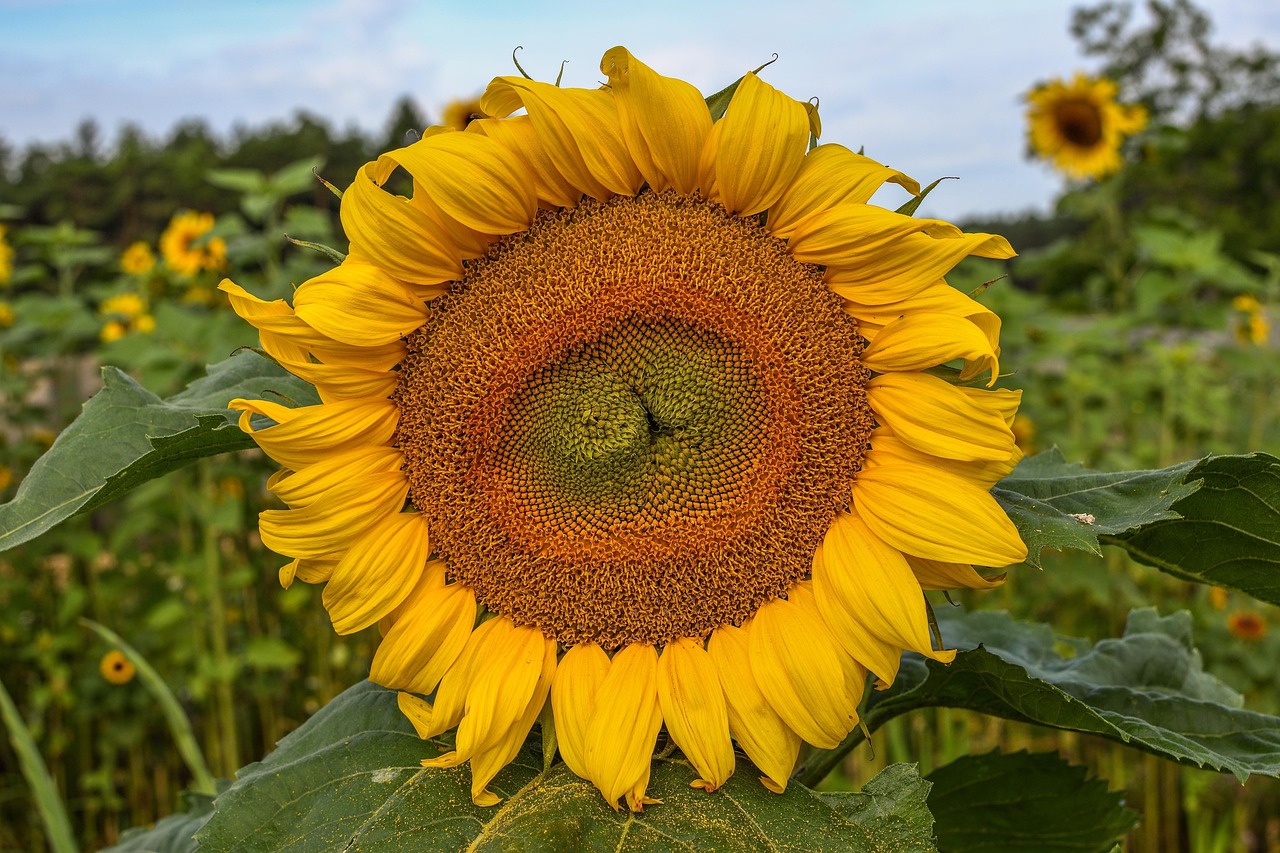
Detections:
[2, 2, 1280, 852]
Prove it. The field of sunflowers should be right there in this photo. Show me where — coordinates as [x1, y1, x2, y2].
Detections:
[2, 3, 1279, 852]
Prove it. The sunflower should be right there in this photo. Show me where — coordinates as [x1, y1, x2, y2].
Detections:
[160, 211, 227, 277]
[0, 224, 13, 286]
[225, 47, 1026, 810]
[1026, 72, 1147, 180]
[120, 240, 156, 275]
[100, 650, 136, 685]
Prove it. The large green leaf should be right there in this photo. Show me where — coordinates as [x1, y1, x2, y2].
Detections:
[926, 750, 1138, 853]
[1107, 453, 1280, 606]
[801, 608, 1280, 785]
[992, 448, 1201, 569]
[0, 351, 317, 552]
[196, 681, 936, 852]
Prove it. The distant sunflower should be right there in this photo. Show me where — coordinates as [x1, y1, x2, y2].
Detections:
[0, 224, 13, 286]
[1227, 611, 1268, 642]
[120, 241, 156, 275]
[1026, 73, 1147, 180]
[160, 211, 227, 276]
[225, 47, 1026, 810]
[100, 650, 136, 685]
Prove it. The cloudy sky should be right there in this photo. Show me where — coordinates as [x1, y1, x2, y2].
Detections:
[3, 0, 1279, 219]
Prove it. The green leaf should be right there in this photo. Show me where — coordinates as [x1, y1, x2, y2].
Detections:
[102, 791, 214, 853]
[993, 448, 1201, 569]
[864, 608, 1280, 783]
[1107, 453, 1280, 606]
[197, 681, 936, 852]
[926, 750, 1138, 853]
[0, 351, 318, 552]
[206, 168, 266, 194]
[894, 177, 956, 217]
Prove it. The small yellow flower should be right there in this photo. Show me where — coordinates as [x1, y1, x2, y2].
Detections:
[0, 466, 12, 492]
[1232, 294, 1261, 313]
[100, 650, 136, 685]
[1012, 415, 1036, 454]
[0, 224, 13, 287]
[182, 286, 215, 306]
[120, 241, 156, 275]
[135, 314, 156, 334]
[442, 97, 485, 131]
[1232, 295, 1270, 346]
[0, 301, 13, 329]
[1227, 610, 1268, 642]
[160, 211, 227, 276]
[100, 321, 127, 343]
[1025, 73, 1147, 180]
[100, 293, 147, 320]
[1209, 586, 1229, 611]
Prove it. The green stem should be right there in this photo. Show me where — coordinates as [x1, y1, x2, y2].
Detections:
[79, 619, 217, 796]
[198, 463, 240, 777]
[0, 676, 79, 853]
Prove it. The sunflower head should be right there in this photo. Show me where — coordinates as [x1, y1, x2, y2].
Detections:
[120, 241, 156, 276]
[100, 650, 136, 685]
[226, 47, 1026, 811]
[160, 211, 227, 277]
[1026, 72, 1147, 180]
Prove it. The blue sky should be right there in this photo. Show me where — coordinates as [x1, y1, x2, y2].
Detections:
[3, 0, 1279, 219]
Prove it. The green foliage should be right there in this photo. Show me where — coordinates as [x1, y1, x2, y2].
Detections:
[926, 750, 1138, 853]
[189, 681, 936, 853]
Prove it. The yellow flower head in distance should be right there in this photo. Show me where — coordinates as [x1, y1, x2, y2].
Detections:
[160, 211, 227, 276]
[1026, 72, 1147, 180]
[100, 292, 147, 320]
[0, 224, 13, 286]
[100, 650, 136, 685]
[120, 241, 156, 275]
[225, 47, 1026, 811]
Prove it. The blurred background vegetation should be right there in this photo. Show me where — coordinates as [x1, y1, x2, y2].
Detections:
[0, 1, 1277, 850]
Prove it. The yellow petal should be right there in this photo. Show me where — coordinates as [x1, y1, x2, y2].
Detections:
[340, 162, 462, 285]
[380, 132, 537, 235]
[453, 624, 552, 763]
[825, 231, 1015, 305]
[861, 313, 1000, 385]
[788, 204, 961, 266]
[584, 644, 663, 811]
[397, 691, 435, 739]
[258, 471, 407, 560]
[551, 644, 610, 780]
[768, 144, 920, 239]
[467, 116, 581, 208]
[229, 397, 399, 470]
[481, 77, 642, 199]
[810, 542, 904, 685]
[706, 624, 801, 793]
[269, 446, 403, 508]
[748, 584, 862, 749]
[370, 581, 477, 695]
[468, 639, 557, 806]
[853, 451, 1028, 567]
[427, 617, 507, 738]
[292, 262, 428, 347]
[657, 638, 735, 792]
[867, 372, 1015, 462]
[906, 555, 1006, 591]
[702, 73, 808, 216]
[600, 46, 712, 195]
[822, 511, 954, 666]
[867, 429, 1023, 490]
[271, 358, 398, 405]
[322, 511, 430, 634]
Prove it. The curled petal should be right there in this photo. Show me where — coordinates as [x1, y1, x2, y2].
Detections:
[861, 313, 1000, 385]
[229, 397, 399, 470]
[867, 372, 1016, 462]
[293, 262, 428, 346]
[370, 581, 477, 695]
[769, 144, 920, 239]
[322, 510, 429, 634]
[258, 471, 407, 561]
[340, 162, 462, 285]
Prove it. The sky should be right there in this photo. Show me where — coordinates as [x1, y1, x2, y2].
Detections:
[2, 0, 1279, 220]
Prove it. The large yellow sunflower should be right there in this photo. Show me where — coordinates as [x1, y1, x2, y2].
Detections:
[1026, 72, 1148, 180]
[224, 47, 1026, 811]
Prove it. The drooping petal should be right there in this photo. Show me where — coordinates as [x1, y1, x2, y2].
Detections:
[701, 73, 809, 216]
[768, 144, 920, 239]
[600, 46, 712, 195]
[467, 639, 557, 806]
[861, 313, 1000, 384]
[657, 638, 735, 792]
[821, 511, 955, 666]
[370, 581, 477, 695]
[825, 231, 1015, 305]
[583, 644, 663, 811]
[810, 542, 904, 685]
[444, 623, 550, 765]
[853, 450, 1027, 567]
[229, 397, 399, 470]
[292, 262, 429, 347]
[258, 470, 408, 560]
[748, 585, 862, 749]
[268, 446, 403, 508]
[424, 617, 507, 739]
[481, 77, 642, 199]
[322, 510, 430, 634]
[906, 555, 1006, 591]
[867, 372, 1015, 462]
[551, 644, 610, 780]
[788, 204, 961, 266]
[380, 132, 537, 235]
[706, 624, 801, 793]
[340, 162, 462, 285]
[866, 429, 1023, 490]
[467, 116, 582, 208]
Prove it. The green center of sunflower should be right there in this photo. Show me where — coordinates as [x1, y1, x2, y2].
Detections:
[394, 191, 874, 648]
[1054, 98, 1104, 147]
